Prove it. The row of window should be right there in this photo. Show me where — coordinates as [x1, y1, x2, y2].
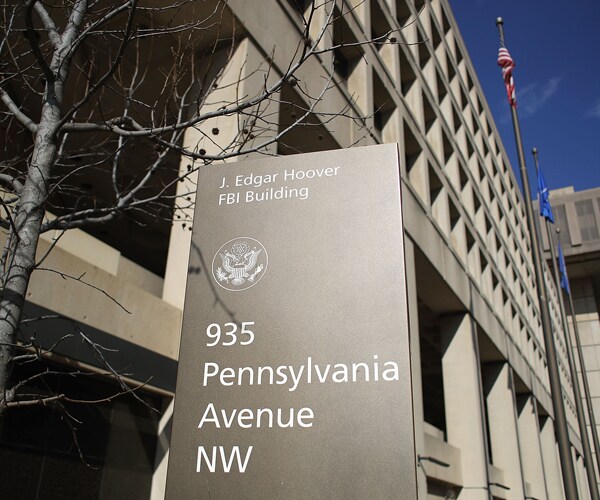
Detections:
[282, 0, 571, 404]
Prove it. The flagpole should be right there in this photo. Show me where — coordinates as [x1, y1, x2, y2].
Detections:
[532, 148, 600, 500]
[495, 18, 579, 500]
[559, 226, 600, 486]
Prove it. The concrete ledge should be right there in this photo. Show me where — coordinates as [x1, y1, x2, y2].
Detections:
[17, 235, 182, 361]
[39, 216, 164, 298]
[423, 432, 462, 487]
[488, 464, 509, 499]
[41, 222, 120, 276]
[22, 303, 178, 393]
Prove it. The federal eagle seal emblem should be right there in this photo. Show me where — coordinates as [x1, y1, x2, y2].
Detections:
[212, 237, 268, 291]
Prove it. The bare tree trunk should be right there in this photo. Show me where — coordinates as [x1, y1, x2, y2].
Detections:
[0, 100, 61, 412]
[0, 0, 78, 409]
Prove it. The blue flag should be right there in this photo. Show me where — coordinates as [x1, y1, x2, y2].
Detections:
[538, 168, 554, 223]
[558, 241, 570, 295]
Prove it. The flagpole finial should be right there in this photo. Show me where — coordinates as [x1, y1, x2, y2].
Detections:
[496, 18, 506, 46]
[532, 147, 538, 155]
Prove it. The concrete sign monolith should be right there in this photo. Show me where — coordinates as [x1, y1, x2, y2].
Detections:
[165, 144, 417, 499]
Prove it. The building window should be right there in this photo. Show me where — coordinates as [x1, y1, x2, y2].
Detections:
[332, 10, 362, 87]
[551, 204, 569, 247]
[575, 200, 599, 242]
[395, 0, 412, 27]
[0, 360, 166, 500]
[372, 74, 396, 138]
[285, 0, 312, 16]
[399, 46, 417, 94]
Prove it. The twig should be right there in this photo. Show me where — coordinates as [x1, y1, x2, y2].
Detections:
[35, 268, 131, 313]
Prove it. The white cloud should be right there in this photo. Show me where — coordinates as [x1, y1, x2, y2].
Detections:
[517, 76, 561, 118]
[586, 99, 600, 118]
[498, 76, 561, 123]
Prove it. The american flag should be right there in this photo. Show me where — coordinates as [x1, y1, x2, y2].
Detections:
[497, 46, 516, 107]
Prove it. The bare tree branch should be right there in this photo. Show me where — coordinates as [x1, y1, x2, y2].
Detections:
[24, 0, 55, 83]
[34, 267, 132, 313]
[55, 0, 139, 133]
[0, 172, 23, 193]
[0, 88, 37, 133]
[0, 0, 393, 428]
[32, 2, 61, 48]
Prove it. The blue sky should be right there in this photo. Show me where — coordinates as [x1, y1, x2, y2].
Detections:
[449, 0, 600, 194]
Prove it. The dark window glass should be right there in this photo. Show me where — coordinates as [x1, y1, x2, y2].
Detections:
[0, 361, 165, 500]
[550, 204, 569, 248]
[576, 200, 599, 242]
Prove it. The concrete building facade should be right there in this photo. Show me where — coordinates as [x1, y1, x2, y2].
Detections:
[539, 186, 600, 493]
[0, 0, 595, 499]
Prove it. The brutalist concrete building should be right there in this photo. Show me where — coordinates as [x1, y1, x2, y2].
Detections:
[0, 0, 594, 499]
[539, 186, 600, 496]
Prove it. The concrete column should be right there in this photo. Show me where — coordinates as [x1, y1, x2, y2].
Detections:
[576, 452, 593, 500]
[150, 399, 174, 500]
[441, 313, 489, 499]
[405, 237, 427, 499]
[162, 37, 281, 310]
[483, 363, 525, 499]
[308, 0, 333, 65]
[539, 416, 565, 499]
[348, 56, 372, 133]
[516, 396, 548, 500]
